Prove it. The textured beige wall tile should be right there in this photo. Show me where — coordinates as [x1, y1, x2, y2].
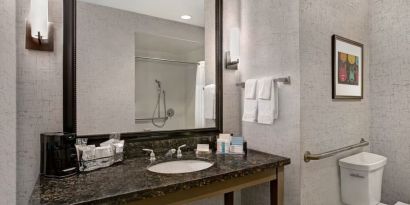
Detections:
[0, 0, 17, 204]
[300, 0, 370, 204]
[369, 0, 410, 204]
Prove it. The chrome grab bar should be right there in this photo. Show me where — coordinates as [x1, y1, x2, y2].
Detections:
[135, 117, 168, 123]
[304, 138, 369, 163]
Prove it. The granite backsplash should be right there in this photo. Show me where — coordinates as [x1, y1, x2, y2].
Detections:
[123, 135, 217, 159]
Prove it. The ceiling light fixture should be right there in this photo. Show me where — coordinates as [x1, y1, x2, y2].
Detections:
[180, 15, 192, 20]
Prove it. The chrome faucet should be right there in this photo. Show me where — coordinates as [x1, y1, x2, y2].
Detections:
[177, 144, 186, 159]
[165, 149, 176, 158]
[142, 149, 156, 162]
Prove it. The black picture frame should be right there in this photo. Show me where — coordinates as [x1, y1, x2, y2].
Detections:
[63, 0, 224, 140]
[332, 35, 364, 99]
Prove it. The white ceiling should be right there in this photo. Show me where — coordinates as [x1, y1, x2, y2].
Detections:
[79, 0, 205, 27]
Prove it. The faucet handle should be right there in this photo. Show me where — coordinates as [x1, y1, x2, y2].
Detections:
[165, 149, 176, 158]
[142, 149, 156, 161]
[177, 144, 186, 158]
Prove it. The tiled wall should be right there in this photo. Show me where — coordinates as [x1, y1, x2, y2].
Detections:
[300, 0, 370, 204]
[239, 0, 301, 205]
[369, 0, 410, 203]
[0, 0, 16, 204]
[222, 0, 242, 136]
[16, 0, 64, 203]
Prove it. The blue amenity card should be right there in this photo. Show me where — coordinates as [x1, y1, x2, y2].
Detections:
[231, 136, 244, 145]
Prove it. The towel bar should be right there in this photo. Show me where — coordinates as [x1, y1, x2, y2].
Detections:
[236, 76, 291, 88]
[304, 138, 369, 162]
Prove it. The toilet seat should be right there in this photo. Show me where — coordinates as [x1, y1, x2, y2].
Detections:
[377, 202, 409, 205]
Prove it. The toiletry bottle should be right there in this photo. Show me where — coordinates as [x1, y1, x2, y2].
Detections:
[224, 139, 230, 154]
[243, 140, 247, 156]
[217, 138, 223, 153]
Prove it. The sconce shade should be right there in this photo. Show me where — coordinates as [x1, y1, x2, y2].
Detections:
[29, 0, 49, 40]
[229, 28, 240, 61]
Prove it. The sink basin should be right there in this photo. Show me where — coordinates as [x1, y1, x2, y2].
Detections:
[147, 160, 214, 174]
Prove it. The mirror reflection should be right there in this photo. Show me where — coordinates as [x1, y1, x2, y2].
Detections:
[77, 0, 216, 135]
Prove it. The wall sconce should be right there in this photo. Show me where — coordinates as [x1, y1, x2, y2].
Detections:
[26, 0, 54, 51]
[225, 28, 240, 70]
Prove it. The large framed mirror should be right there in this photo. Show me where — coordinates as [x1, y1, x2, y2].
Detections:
[63, 0, 223, 138]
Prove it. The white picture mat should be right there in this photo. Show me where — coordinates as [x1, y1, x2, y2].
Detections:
[334, 39, 362, 97]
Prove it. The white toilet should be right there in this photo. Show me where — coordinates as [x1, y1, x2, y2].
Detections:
[339, 152, 387, 205]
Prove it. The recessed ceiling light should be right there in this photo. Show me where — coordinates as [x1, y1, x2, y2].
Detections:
[180, 15, 192, 20]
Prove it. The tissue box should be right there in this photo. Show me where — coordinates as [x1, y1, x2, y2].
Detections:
[77, 139, 124, 172]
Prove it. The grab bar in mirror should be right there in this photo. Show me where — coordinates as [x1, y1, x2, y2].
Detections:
[235, 76, 291, 88]
[135, 117, 168, 123]
[135, 56, 199, 66]
[304, 138, 369, 163]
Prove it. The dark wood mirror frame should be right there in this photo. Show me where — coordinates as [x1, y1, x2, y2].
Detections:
[63, 0, 223, 140]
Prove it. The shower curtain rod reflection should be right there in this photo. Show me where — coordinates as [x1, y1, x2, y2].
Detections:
[135, 56, 200, 65]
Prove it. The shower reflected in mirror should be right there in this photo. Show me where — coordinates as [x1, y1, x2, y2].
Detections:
[76, 0, 217, 135]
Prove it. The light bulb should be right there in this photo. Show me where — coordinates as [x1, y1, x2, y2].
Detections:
[180, 15, 192, 20]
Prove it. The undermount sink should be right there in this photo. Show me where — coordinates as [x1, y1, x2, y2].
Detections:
[147, 160, 214, 174]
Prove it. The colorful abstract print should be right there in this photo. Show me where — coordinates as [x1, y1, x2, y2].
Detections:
[338, 52, 359, 85]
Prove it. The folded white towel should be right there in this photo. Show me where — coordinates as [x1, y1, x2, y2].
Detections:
[395, 202, 409, 205]
[258, 77, 272, 100]
[257, 80, 278, 124]
[244, 79, 257, 99]
[204, 84, 216, 119]
[242, 99, 257, 122]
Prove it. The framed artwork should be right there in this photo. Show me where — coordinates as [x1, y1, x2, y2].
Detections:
[332, 35, 364, 99]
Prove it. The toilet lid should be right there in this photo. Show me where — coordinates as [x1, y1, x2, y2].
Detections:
[339, 152, 387, 171]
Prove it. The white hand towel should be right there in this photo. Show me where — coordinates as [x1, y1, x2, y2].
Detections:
[244, 79, 257, 99]
[257, 80, 278, 124]
[242, 99, 257, 122]
[204, 84, 216, 119]
[242, 79, 258, 122]
[258, 77, 272, 100]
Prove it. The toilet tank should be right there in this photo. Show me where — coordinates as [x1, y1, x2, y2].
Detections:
[339, 152, 387, 205]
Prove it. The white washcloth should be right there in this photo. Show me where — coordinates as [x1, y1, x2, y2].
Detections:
[204, 84, 216, 119]
[257, 80, 278, 124]
[395, 202, 409, 205]
[244, 79, 257, 99]
[258, 77, 272, 99]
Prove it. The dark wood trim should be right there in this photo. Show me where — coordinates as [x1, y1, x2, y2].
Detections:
[63, 0, 76, 133]
[63, 0, 223, 137]
[215, 0, 224, 132]
[270, 167, 284, 205]
[332, 34, 364, 99]
[224, 192, 234, 205]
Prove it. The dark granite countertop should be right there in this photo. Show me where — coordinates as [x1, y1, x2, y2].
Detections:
[29, 149, 290, 205]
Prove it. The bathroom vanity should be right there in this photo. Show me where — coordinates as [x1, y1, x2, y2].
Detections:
[35, 1, 291, 204]
[29, 149, 290, 205]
